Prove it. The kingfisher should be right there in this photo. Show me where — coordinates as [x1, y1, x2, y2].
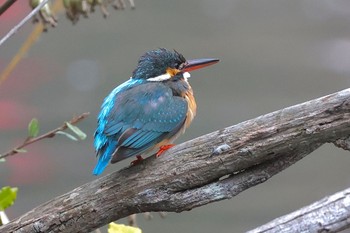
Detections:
[93, 48, 219, 175]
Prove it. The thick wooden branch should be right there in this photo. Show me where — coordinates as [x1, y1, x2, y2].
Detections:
[247, 187, 350, 233]
[1, 88, 350, 232]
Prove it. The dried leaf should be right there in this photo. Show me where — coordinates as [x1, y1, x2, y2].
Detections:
[66, 122, 87, 140]
[14, 149, 27, 153]
[0, 210, 9, 225]
[56, 131, 78, 141]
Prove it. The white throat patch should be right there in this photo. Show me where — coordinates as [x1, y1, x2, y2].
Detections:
[183, 72, 191, 80]
[147, 73, 172, 82]
[147, 72, 191, 82]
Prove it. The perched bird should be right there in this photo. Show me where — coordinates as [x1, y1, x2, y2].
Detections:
[93, 48, 219, 175]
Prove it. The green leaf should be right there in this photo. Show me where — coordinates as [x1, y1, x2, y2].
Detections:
[14, 149, 27, 153]
[56, 131, 78, 141]
[66, 122, 87, 140]
[0, 186, 18, 211]
[108, 223, 142, 233]
[28, 118, 39, 138]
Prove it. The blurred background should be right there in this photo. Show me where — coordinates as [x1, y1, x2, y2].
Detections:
[1, 0, 350, 232]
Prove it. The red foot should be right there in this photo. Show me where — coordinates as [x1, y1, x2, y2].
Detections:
[156, 144, 175, 157]
[130, 155, 144, 165]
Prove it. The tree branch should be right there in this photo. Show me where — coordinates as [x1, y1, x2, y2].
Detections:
[1, 88, 350, 232]
[247, 187, 350, 233]
[0, 112, 90, 160]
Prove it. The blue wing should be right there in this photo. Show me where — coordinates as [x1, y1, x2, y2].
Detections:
[93, 81, 188, 175]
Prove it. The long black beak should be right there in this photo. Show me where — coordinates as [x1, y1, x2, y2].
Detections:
[182, 58, 219, 72]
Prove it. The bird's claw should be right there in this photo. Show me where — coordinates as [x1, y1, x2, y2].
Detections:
[156, 144, 175, 157]
[130, 155, 143, 165]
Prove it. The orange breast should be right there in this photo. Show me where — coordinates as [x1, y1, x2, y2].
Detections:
[183, 89, 197, 129]
[154, 82, 197, 150]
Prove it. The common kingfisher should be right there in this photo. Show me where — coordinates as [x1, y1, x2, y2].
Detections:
[93, 48, 219, 175]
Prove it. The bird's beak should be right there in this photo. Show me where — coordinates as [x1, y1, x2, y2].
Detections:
[182, 58, 219, 72]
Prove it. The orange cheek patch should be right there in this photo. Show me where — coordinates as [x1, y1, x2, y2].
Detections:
[166, 67, 180, 77]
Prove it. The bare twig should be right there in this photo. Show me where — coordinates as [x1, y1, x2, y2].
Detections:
[0, 112, 90, 160]
[0, 0, 49, 47]
[0, 0, 17, 16]
[0, 0, 62, 86]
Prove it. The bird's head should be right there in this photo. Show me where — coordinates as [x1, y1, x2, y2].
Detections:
[132, 48, 219, 82]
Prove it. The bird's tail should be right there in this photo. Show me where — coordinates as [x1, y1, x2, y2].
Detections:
[93, 142, 117, 175]
[93, 157, 109, 175]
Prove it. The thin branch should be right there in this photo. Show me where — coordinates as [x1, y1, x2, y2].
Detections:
[0, 0, 17, 16]
[0, 112, 90, 160]
[1, 88, 350, 232]
[247, 187, 350, 233]
[0, 0, 49, 47]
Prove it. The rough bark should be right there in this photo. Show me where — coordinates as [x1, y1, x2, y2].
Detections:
[1, 88, 350, 233]
[247, 187, 350, 233]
